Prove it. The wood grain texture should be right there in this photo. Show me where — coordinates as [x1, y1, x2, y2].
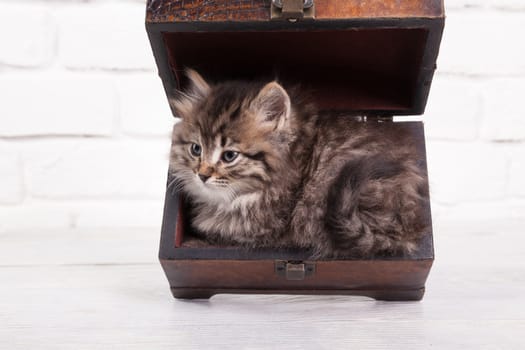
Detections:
[161, 259, 432, 289]
[314, 0, 443, 19]
[146, 0, 271, 23]
[146, 0, 444, 23]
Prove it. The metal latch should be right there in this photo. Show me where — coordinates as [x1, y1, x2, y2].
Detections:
[271, 0, 315, 22]
[275, 260, 316, 280]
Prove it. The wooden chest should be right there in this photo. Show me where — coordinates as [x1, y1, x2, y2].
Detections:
[146, 0, 444, 301]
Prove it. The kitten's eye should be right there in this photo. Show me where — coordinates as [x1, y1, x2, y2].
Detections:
[190, 143, 202, 157]
[222, 150, 239, 163]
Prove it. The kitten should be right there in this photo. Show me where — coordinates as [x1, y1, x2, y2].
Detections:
[169, 69, 429, 258]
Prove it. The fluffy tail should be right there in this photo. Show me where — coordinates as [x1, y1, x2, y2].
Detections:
[324, 154, 429, 258]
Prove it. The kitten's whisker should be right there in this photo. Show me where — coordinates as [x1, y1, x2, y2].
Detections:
[168, 172, 197, 195]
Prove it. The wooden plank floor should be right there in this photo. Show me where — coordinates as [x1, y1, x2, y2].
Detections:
[1, 218, 525, 349]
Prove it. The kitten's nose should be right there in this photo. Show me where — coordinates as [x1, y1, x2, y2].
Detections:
[198, 174, 211, 183]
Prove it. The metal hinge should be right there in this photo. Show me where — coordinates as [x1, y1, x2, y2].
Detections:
[361, 115, 394, 122]
[275, 260, 316, 280]
[377, 116, 394, 122]
[271, 0, 315, 22]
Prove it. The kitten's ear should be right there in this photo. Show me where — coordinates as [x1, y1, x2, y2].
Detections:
[250, 81, 291, 129]
[185, 68, 210, 99]
[169, 68, 210, 119]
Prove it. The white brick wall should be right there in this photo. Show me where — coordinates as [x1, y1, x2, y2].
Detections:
[0, 0, 524, 232]
[446, 0, 525, 10]
[426, 141, 508, 204]
[22, 139, 168, 199]
[0, 199, 164, 232]
[480, 78, 525, 141]
[424, 76, 482, 140]
[508, 145, 525, 198]
[0, 73, 117, 137]
[0, 4, 56, 68]
[56, 3, 155, 71]
[117, 74, 174, 136]
[0, 151, 23, 204]
[438, 12, 525, 75]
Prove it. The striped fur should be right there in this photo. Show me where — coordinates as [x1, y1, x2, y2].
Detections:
[169, 69, 429, 257]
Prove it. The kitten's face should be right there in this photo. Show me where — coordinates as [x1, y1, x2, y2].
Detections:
[169, 70, 292, 203]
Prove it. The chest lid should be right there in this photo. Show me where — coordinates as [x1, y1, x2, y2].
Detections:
[146, 0, 444, 116]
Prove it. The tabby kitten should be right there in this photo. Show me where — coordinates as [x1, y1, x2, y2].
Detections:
[169, 69, 429, 258]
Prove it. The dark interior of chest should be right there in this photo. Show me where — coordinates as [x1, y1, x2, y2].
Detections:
[161, 28, 431, 115]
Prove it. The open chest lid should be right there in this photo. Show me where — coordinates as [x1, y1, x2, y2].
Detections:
[146, 0, 444, 116]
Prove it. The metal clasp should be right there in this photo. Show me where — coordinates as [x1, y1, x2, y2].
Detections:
[275, 260, 316, 280]
[271, 0, 315, 22]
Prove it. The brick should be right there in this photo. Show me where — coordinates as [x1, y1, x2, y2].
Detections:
[444, 1, 484, 9]
[479, 78, 525, 141]
[23, 139, 170, 199]
[74, 200, 164, 229]
[424, 75, 481, 141]
[508, 145, 525, 197]
[487, 0, 525, 10]
[445, 1, 525, 9]
[0, 201, 72, 233]
[117, 74, 174, 136]
[0, 152, 23, 204]
[0, 4, 56, 67]
[438, 12, 525, 75]
[431, 200, 525, 236]
[0, 73, 116, 137]
[426, 141, 508, 204]
[56, 3, 155, 70]
[0, 199, 164, 233]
